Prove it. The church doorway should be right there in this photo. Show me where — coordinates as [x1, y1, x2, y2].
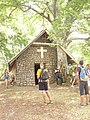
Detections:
[34, 63, 40, 85]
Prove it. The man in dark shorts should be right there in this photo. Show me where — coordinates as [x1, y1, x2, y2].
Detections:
[37, 63, 52, 104]
[77, 60, 89, 106]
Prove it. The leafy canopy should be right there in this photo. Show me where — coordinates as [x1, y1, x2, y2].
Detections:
[0, 0, 90, 75]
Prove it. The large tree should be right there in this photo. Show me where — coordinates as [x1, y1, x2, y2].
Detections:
[0, 0, 90, 74]
[0, 0, 90, 45]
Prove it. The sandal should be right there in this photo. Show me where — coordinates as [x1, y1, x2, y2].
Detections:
[47, 100, 53, 104]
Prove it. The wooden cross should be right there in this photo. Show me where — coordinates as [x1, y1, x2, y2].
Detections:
[37, 47, 47, 58]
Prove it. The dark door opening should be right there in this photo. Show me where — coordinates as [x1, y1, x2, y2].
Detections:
[34, 63, 40, 85]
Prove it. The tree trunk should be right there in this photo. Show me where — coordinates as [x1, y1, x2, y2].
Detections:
[53, 0, 57, 19]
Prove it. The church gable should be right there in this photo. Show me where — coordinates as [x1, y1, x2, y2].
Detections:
[35, 32, 52, 43]
[12, 31, 57, 86]
[16, 44, 57, 86]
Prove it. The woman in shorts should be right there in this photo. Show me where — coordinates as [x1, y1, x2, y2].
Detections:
[4, 69, 9, 88]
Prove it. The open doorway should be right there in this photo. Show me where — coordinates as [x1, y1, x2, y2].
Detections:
[34, 63, 40, 85]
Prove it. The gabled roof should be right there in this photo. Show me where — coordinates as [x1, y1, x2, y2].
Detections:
[33, 42, 77, 64]
[8, 30, 47, 65]
[58, 45, 77, 64]
[8, 30, 77, 67]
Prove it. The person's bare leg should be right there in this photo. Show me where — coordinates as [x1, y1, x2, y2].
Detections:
[42, 92, 46, 103]
[5, 80, 8, 88]
[71, 78, 75, 87]
[85, 94, 89, 105]
[80, 95, 84, 105]
[46, 91, 52, 103]
[70, 77, 72, 84]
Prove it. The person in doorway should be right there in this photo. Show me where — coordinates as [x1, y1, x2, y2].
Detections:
[37, 63, 52, 104]
[77, 60, 89, 106]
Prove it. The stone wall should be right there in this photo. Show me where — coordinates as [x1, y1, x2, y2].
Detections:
[57, 46, 67, 67]
[57, 46, 67, 77]
[16, 44, 57, 86]
[8, 32, 68, 86]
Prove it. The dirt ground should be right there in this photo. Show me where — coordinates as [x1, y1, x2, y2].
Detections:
[0, 82, 90, 120]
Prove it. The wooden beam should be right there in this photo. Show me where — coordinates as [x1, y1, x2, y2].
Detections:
[33, 42, 58, 46]
[33, 42, 77, 64]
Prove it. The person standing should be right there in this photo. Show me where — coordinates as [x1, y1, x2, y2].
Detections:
[54, 68, 64, 85]
[4, 69, 9, 88]
[77, 60, 89, 106]
[37, 63, 52, 104]
[10, 71, 15, 86]
[71, 67, 79, 87]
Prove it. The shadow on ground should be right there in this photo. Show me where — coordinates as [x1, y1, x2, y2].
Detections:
[0, 83, 90, 120]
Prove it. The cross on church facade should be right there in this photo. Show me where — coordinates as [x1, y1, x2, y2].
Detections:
[37, 47, 47, 58]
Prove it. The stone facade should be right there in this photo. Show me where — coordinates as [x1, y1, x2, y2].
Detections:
[8, 31, 76, 86]
[16, 44, 57, 86]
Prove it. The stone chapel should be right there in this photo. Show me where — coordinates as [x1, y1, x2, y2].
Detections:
[8, 30, 77, 86]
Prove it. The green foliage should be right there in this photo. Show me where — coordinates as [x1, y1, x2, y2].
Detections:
[68, 40, 90, 64]
[0, 0, 90, 75]
[0, 1, 37, 75]
[49, 0, 90, 46]
[81, 41, 90, 63]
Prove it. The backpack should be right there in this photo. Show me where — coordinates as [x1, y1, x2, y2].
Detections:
[80, 67, 88, 81]
[41, 69, 49, 80]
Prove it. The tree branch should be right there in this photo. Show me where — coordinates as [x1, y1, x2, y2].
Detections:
[8, 7, 17, 17]
[32, 1, 54, 18]
[45, 2, 54, 17]
[19, 4, 53, 23]
[1, 1, 53, 23]
[68, 36, 90, 41]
